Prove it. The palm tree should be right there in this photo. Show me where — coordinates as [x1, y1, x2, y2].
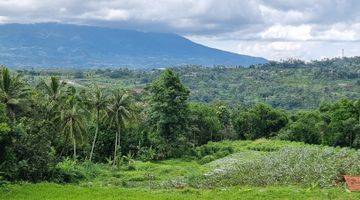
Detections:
[37, 76, 66, 103]
[107, 90, 132, 166]
[58, 86, 86, 159]
[37, 76, 67, 131]
[84, 86, 108, 161]
[0, 67, 28, 122]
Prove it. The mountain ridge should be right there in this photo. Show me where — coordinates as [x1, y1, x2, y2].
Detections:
[0, 23, 267, 68]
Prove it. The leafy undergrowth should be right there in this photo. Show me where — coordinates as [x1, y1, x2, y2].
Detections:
[1, 183, 359, 200]
[56, 158, 204, 188]
[54, 139, 360, 190]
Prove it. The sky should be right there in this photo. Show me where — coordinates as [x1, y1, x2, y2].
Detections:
[0, 0, 359, 60]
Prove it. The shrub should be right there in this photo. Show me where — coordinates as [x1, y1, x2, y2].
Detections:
[277, 111, 324, 144]
[246, 139, 305, 152]
[138, 147, 156, 161]
[54, 158, 86, 183]
[199, 155, 216, 165]
[233, 104, 288, 140]
[193, 142, 234, 164]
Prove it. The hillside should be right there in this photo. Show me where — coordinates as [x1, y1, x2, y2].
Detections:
[0, 23, 267, 68]
[28, 57, 359, 110]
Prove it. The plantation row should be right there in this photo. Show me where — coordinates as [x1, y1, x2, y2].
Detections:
[0, 67, 359, 184]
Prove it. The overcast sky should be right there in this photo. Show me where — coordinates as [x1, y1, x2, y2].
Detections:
[0, 0, 359, 60]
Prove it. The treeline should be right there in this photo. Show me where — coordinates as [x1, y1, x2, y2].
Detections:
[19, 56, 360, 110]
[0, 67, 359, 183]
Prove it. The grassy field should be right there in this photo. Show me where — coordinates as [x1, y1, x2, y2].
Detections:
[2, 139, 359, 199]
[1, 183, 359, 200]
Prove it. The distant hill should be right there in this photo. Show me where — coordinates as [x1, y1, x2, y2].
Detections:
[0, 23, 267, 68]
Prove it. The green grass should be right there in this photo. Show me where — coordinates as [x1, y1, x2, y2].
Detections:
[203, 139, 307, 153]
[56, 139, 360, 189]
[1, 183, 359, 200]
[4, 139, 359, 199]
[57, 158, 204, 188]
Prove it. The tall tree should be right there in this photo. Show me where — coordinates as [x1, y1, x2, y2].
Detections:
[0, 67, 28, 122]
[188, 103, 221, 145]
[58, 86, 86, 159]
[148, 69, 190, 158]
[107, 89, 132, 166]
[84, 86, 108, 161]
[37, 76, 66, 103]
[215, 104, 234, 140]
[37, 76, 67, 143]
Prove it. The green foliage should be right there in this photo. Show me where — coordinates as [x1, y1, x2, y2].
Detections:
[278, 111, 324, 144]
[245, 139, 305, 152]
[188, 103, 221, 145]
[3, 61, 360, 189]
[106, 89, 134, 165]
[321, 99, 360, 148]
[3, 183, 360, 200]
[148, 69, 190, 158]
[1, 118, 57, 182]
[55, 158, 87, 183]
[0, 67, 29, 122]
[193, 142, 234, 164]
[58, 87, 87, 159]
[233, 103, 288, 140]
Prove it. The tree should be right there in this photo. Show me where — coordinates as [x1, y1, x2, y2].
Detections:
[278, 111, 324, 144]
[84, 86, 108, 161]
[215, 103, 234, 140]
[148, 69, 190, 158]
[321, 99, 360, 148]
[233, 103, 288, 140]
[0, 67, 28, 122]
[107, 89, 132, 165]
[58, 87, 86, 159]
[37, 76, 67, 148]
[37, 76, 66, 102]
[188, 103, 221, 145]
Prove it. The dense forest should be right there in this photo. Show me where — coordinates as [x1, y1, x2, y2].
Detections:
[1, 57, 360, 184]
[18, 57, 360, 110]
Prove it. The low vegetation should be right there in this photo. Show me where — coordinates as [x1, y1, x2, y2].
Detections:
[2, 183, 360, 200]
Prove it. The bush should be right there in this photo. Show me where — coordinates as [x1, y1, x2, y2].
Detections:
[1, 118, 58, 182]
[233, 104, 288, 140]
[54, 158, 86, 183]
[277, 111, 324, 144]
[193, 142, 234, 164]
[199, 155, 216, 165]
[138, 147, 156, 161]
[246, 139, 305, 152]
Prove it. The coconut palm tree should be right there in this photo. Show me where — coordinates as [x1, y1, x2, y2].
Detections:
[37, 76, 66, 103]
[107, 90, 133, 166]
[0, 67, 28, 122]
[84, 85, 108, 161]
[58, 86, 86, 159]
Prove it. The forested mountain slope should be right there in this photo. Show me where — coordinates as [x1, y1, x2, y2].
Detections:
[0, 23, 267, 68]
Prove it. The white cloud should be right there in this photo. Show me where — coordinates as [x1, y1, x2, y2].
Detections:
[0, 16, 8, 23]
[0, 0, 359, 60]
[80, 9, 129, 21]
[261, 25, 312, 41]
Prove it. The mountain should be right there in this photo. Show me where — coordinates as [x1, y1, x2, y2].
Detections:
[0, 23, 267, 68]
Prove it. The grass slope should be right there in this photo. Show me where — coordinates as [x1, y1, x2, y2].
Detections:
[1, 183, 359, 200]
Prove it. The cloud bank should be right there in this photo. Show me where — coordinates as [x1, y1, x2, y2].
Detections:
[0, 0, 359, 60]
